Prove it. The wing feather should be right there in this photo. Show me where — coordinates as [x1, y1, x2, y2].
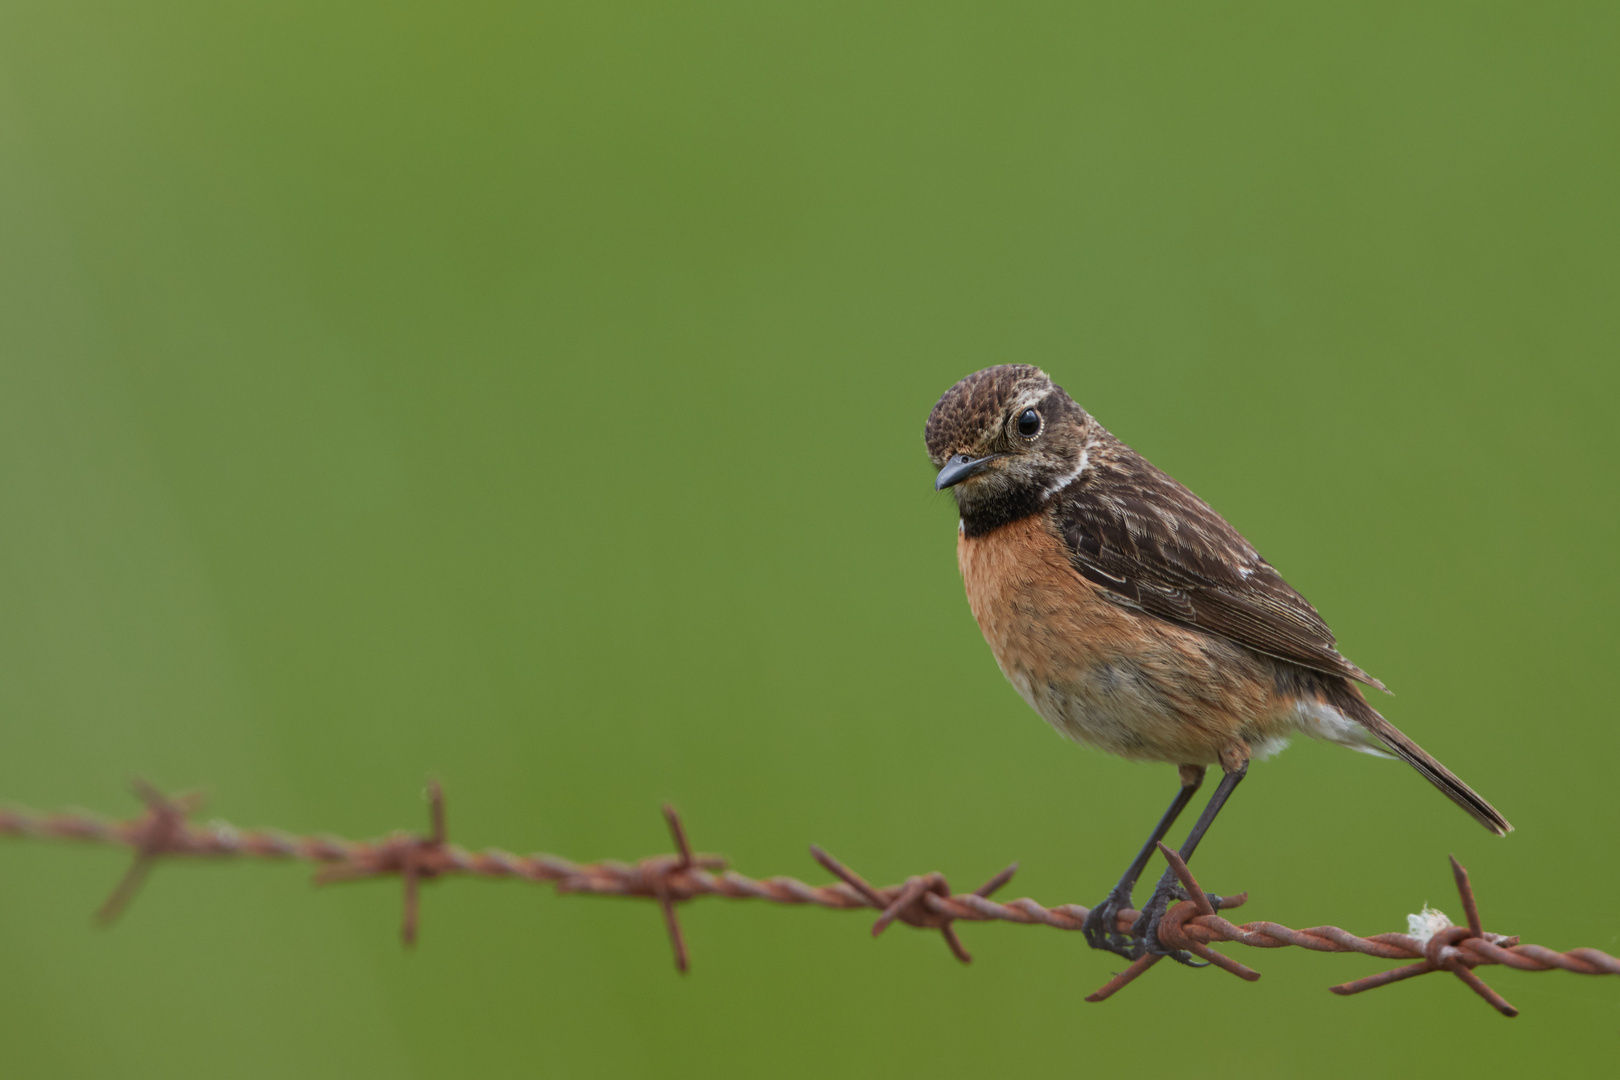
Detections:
[1053, 439, 1385, 691]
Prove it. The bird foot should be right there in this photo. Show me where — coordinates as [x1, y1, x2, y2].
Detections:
[1082, 887, 1145, 959]
[1131, 877, 1209, 968]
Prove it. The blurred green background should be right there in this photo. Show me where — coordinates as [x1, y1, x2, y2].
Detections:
[1, 1, 1616, 1075]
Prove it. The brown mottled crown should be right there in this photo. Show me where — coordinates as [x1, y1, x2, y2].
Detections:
[925, 365, 1062, 465]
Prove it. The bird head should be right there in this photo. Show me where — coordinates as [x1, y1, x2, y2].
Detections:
[924, 365, 1092, 523]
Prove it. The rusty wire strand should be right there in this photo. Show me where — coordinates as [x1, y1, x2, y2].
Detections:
[2, 782, 1616, 1018]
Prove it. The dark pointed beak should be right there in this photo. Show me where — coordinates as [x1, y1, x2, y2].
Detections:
[934, 453, 1002, 490]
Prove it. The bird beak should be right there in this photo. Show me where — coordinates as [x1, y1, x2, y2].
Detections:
[934, 453, 1002, 490]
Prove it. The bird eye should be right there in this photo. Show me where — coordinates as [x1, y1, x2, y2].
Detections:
[1016, 408, 1041, 438]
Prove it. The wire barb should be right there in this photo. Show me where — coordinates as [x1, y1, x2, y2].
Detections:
[658, 804, 695, 973]
[3, 783, 1616, 1017]
[1326, 854, 1525, 1017]
[310, 779, 450, 946]
[94, 779, 204, 925]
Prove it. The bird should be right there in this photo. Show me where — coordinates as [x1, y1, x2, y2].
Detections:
[923, 364, 1510, 962]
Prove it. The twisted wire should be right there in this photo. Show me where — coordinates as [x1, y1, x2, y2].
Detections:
[1, 783, 1614, 1017]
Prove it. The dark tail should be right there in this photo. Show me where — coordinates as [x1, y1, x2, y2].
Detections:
[1346, 698, 1512, 836]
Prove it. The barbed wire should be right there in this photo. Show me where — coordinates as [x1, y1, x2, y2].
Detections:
[2, 780, 1615, 1017]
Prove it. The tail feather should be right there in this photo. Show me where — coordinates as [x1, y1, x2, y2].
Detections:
[1346, 699, 1512, 836]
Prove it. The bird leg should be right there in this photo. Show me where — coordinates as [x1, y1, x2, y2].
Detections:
[1133, 754, 1249, 964]
[1082, 764, 1205, 959]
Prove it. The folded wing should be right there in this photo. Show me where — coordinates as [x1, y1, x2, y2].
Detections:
[1051, 441, 1385, 691]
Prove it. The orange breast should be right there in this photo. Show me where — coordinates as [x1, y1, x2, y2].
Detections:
[956, 515, 1284, 764]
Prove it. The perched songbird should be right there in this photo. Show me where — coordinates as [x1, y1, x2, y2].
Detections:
[925, 365, 1510, 961]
